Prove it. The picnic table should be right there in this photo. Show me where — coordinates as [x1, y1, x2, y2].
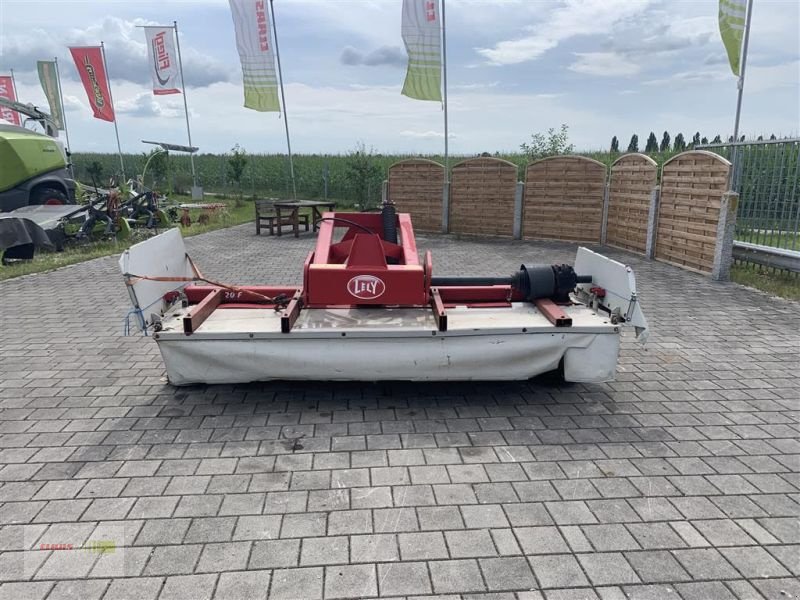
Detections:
[274, 200, 336, 237]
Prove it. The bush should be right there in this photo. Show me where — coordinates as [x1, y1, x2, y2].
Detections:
[520, 124, 574, 161]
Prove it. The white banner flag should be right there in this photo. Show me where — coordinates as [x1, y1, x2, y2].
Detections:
[401, 0, 442, 102]
[144, 26, 181, 95]
[228, 0, 280, 112]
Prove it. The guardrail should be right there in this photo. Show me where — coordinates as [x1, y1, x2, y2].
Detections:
[733, 241, 800, 273]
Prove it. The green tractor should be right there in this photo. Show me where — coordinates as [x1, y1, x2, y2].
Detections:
[0, 100, 76, 212]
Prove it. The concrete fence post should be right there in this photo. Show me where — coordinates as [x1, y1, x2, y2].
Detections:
[441, 181, 450, 234]
[645, 185, 661, 260]
[513, 181, 524, 240]
[712, 191, 739, 281]
[600, 179, 610, 245]
[381, 180, 388, 204]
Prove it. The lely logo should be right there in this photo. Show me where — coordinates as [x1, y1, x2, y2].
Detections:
[347, 275, 385, 300]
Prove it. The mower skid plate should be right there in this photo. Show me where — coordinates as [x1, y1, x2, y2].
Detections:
[153, 303, 622, 385]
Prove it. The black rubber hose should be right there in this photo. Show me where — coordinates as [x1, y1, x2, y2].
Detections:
[430, 276, 512, 287]
[382, 203, 398, 244]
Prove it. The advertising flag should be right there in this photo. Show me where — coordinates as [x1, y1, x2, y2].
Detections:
[144, 26, 181, 95]
[0, 76, 21, 125]
[401, 0, 442, 102]
[37, 61, 66, 130]
[719, 0, 747, 76]
[228, 0, 280, 112]
[69, 46, 115, 122]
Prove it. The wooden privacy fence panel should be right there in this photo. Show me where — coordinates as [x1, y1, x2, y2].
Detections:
[387, 159, 445, 232]
[449, 158, 518, 236]
[606, 154, 658, 253]
[523, 156, 606, 242]
[655, 151, 731, 273]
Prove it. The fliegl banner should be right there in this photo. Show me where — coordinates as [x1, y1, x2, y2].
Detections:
[144, 26, 181, 95]
[69, 46, 115, 122]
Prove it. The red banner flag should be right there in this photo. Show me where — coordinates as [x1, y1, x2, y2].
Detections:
[69, 46, 115, 122]
[0, 76, 21, 125]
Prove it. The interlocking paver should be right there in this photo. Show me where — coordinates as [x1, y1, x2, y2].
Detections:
[1, 227, 798, 599]
[377, 561, 431, 596]
[429, 558, 486, 594]
[300, 536, 348, 566]
[159, 574, 216, 600]
[249, 538, 299, 569]
[529, 554, 589, 588]
[195, 541, 251, 572]
[214, 570, 270, 600]
[479, 556, 537, 591]
[100, 577, 162, 600]
[269, 566, 324, 599]
[577, 552, 641, 586]
[324, 563, 377, 599]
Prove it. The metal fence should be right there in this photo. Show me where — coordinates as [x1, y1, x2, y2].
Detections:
[697, 138, 800, 274]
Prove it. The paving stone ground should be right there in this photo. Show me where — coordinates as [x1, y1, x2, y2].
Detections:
[0, 223, 798, 600]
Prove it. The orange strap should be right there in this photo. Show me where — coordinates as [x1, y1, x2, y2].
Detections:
[123, 253, 277, 304]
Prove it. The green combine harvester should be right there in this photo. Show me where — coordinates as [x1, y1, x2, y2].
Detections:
[0, 99, 76, 212]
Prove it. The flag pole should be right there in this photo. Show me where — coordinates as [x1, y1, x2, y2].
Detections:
[100, 41, 126, 184]
[172, 20, 198, 192]
[53, 57, 75, 178]
[441, 0, 449, 178]
[729, 0, 753, 188]
[269, 0, 297, 199]
[731, 0, 753, 146]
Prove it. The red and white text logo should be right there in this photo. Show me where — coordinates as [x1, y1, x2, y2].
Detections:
[347, 275, 385, 300]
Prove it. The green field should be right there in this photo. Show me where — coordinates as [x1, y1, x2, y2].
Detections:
[70, 149, 682, 208]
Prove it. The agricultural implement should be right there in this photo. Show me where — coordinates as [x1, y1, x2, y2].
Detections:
[120, 207, 647, 385]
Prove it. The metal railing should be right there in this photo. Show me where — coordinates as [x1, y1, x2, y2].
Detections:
[697, 138, 800, 273]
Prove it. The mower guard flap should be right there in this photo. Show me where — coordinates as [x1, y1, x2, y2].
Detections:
[119, 228, 194, 331]
[574, 247, 649, 342]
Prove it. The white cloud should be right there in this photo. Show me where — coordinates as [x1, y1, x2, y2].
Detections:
[2, 17, 229, 88]
[477, 0, 652, 65]
[568, 52, 641, 77]
[399, 130, 456, 139]
[450, 82, 500, 91]
[116, 92, 183, 118]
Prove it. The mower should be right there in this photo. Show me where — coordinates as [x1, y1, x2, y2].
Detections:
[120, 205, 647, 385]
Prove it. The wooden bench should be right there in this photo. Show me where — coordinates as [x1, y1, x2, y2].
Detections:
[255, 199, 309, 235]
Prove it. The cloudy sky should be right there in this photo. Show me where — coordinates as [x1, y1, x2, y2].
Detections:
[0, 0, 798, 155]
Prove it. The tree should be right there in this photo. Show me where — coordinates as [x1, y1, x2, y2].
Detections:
[691, 132, 701, 148]
[673, 133, 686, 152]
[627, 134, 639, 153]
[610, 136, 620, 153]
[644, 132, 658, 153]
[520, 124, 574, 160]
[659, 131, 671, 152]
[701, 136, 709, 145]
[712, 135, 722, 143]
[345, 142, 383, 209]
[227, 144, 248, 203]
